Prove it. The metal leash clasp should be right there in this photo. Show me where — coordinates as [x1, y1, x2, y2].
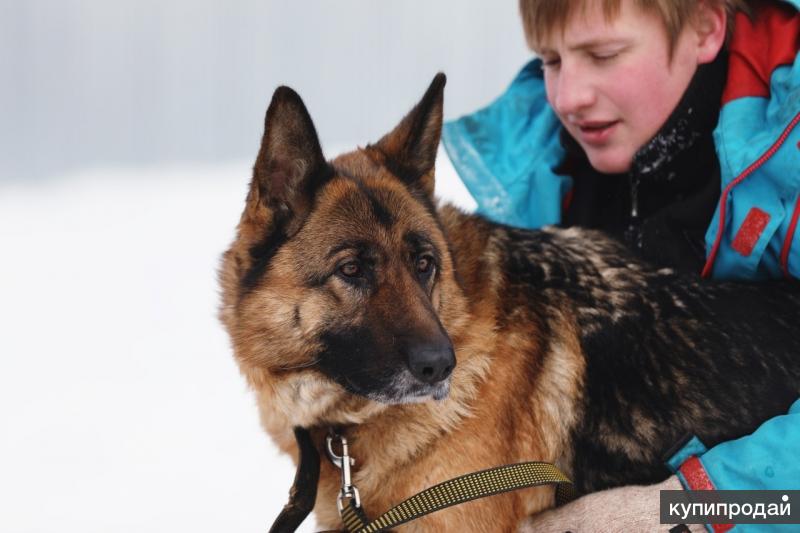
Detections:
[325, 432, 361, 514]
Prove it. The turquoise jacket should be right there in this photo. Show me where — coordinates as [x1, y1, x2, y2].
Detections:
[666, 400, 800, 532]
[442, 2, 800, 531]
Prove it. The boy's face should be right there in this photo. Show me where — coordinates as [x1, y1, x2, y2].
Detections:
[537, 0, 706, 173]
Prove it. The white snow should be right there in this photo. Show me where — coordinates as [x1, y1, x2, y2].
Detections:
[0, 148, 474, 533]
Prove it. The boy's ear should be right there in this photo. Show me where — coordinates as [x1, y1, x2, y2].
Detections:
[694, 2, 727, 64]
[244, 86, 330, 234]
[372, 73, 446, 198]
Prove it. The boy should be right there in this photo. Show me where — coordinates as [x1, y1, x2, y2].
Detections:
[443, 0, 800, 530]
[444, 0, 800, 280]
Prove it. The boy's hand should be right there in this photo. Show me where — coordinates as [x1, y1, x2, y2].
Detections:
[518, 476, 705, 533]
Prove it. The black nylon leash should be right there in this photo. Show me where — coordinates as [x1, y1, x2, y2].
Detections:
[269, 427, 321, 533]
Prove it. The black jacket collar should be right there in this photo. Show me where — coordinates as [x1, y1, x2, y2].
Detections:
[556, 50, 728, 273]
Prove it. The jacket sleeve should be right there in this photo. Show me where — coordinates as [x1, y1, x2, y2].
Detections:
[441, 59, 571, 229]
[667, 398, 800, 531]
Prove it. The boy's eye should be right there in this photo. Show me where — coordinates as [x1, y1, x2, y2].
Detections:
[541, 58, 561, 70]
[590, 51, 619, 63]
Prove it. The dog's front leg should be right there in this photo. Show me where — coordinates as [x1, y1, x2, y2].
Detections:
[517, 476, 705, 533]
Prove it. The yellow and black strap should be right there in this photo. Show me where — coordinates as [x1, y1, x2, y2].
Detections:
[340, 461, 576, 533]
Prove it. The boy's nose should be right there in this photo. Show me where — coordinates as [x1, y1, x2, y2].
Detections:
[552, 67, 596, 117]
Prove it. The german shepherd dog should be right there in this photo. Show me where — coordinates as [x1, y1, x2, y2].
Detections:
[219, 74, 800, 531]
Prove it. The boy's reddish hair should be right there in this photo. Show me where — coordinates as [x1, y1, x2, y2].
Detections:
[520, 0, 748, 51]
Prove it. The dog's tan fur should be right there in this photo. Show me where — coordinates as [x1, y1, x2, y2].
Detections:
[218, 78, 590, 530]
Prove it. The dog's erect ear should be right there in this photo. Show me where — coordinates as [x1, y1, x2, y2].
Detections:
[244, 86, 330, 233]
[373, 73, 445, 198]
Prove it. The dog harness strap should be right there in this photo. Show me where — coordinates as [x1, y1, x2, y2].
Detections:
[342, 461, 576, 533]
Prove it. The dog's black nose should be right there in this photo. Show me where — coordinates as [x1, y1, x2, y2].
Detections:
[407, 340, 456, 384]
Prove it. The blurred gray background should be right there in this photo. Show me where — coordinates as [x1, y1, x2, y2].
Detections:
[1, 0, 531, 181]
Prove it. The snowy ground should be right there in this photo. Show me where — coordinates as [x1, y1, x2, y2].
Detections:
[0, 147, 475, 533]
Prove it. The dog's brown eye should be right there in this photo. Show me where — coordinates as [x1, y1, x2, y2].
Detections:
[339, 261, 362, 278]
[417, 255, 434, 274]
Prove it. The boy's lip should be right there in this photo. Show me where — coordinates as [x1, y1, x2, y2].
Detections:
[575, 120, 620, 145]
